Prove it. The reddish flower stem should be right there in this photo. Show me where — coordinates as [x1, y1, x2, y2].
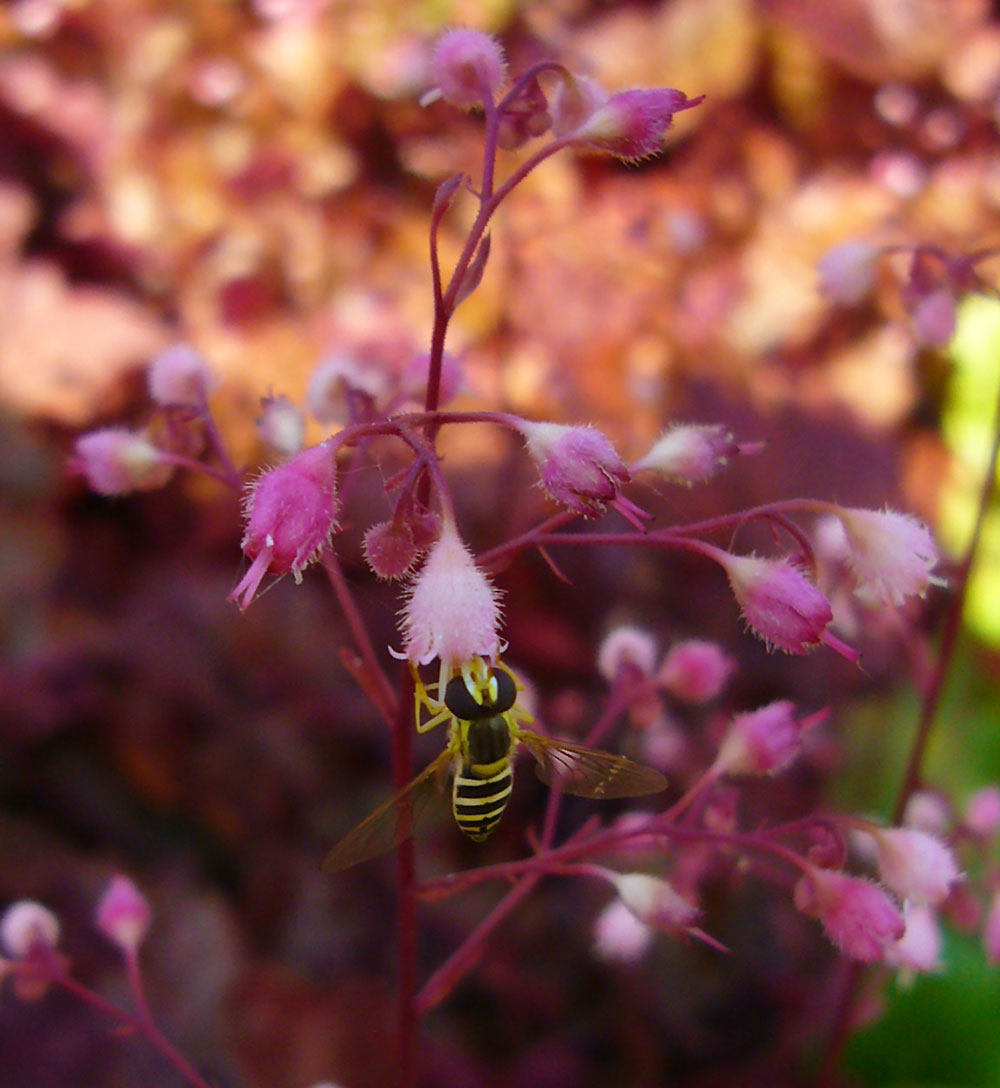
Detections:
[39, 968, 214, 1088]
[392, 665, 419, 1088]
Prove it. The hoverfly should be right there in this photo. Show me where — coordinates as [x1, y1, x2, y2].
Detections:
[322, 658, 667, 873]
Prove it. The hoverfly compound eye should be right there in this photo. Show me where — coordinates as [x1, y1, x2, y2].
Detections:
[445, 675, 490, 720]
[491, 668, 517, 715]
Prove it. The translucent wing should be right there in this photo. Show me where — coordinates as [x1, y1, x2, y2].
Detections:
[516, 730, 667, 800]
[322, 746, 455, 873]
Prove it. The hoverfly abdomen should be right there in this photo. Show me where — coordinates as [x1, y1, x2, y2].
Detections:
[452, 714, 515, 841]
[452, 762, 514, 841]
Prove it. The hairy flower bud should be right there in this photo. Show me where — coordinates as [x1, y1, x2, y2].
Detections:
[886, 904, 943, 976]
[307, 352, 388, 424]
[610, 872, 700, 931]
[716, 552, 855, 660]
[516, 420, 647, 524]
[148, 343, 215, 408]
[95, 874, 151, 954]
[74, 428, 174, 495]
[632, 424, 739, 485]
[597, 627, 657, 683]
[593, 899, 652, 963]
[715, 701, 802, 776]
[230, 442, 339, 610]
[428, 29, 506, 109]
[794, 868, 904, 963]
[835, 506, 938, 607]
[363, 519, 420, 581]
[399, 518, 502, 671]
[867, 828, 960, 906]
[565, 87, 703, 161]
[657, 639, 734, 702]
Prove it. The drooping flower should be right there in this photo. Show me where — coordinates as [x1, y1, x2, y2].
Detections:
[631, 424, 741, 486]
[715, 551, 857, 661]
[516, 420, 648, 527]
[230, 442, 339, 610]
[609, 872, 700, 931]
[834, 506, 938, 607]
[147, 343, 216, 408]
[593, 898, 653, 963]
[398, 517, 502, 680]
[886, 904, 943, 976]
[307, 351, 388, 424]
[867, 827, 960, 906]
[597, 627, 657, 683]
[714, 701, 802, 777]
[427, 29, 506, 110]
[73, 428, 174, 495]
[564, 87, 703, 161]
[657, 640, 735, 702]
[794, 867, 904, 963]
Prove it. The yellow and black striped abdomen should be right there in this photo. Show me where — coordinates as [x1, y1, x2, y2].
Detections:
[452, 762, 514, 841]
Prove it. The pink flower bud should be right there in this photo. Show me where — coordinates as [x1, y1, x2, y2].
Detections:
[398, 518, 502, 672]
[964, 785, 1000, 838]
[147, 343, 215, 408]
[631, 424, 739, 485]
[911, 286, 956, 347]
[307, 352, 387, 423]
[428, 29, 506, 109]
[597, 627, 657, 683]
[256, 394, 305, 456]
[609, 872, 700, 931]
[886, 904, 943, 975]
[516, 420, 635, 519]
[714, 701, 802, 776]
[835, 507, 938, 607]
[817, 240, 880, 304]
[363, 519, 420, 581]
[593, 898, 652, 963]
[794, 867, 904, 963]
[95, 875, 151, 953]
[902, 790, 951, 835]
[565, 88, 703, 161]
[657, 639, 734, 702]
[716, 552, 855, 660]
[73, 428, 174, 495]
[0, 900, 60, 958]
[868, 827, 960, 906]
[983, 889, 1000, 965]
[230, 442, 339, 610]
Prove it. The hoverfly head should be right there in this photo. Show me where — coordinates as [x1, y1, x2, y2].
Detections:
[444, 664, 518, 720]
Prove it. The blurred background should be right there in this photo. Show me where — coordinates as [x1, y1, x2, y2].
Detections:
[3, 1, 1000, 1085]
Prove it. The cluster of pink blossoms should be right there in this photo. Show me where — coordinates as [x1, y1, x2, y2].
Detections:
[62, 26, 975, 1023]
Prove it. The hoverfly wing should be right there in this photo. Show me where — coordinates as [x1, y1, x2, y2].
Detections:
[322, 748, 454, 873]
[516, 730, 667, 800]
